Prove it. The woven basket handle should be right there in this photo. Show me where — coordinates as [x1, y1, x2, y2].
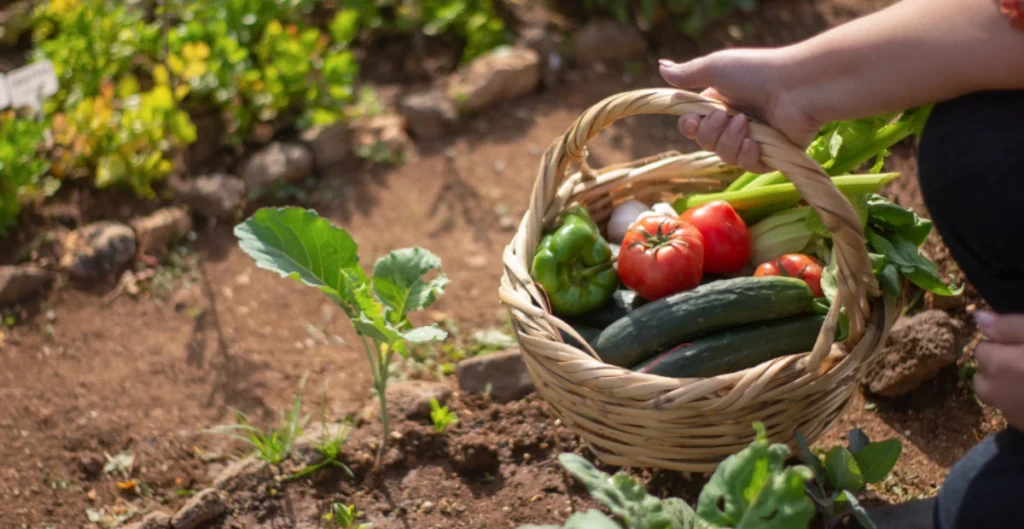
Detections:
[529, 88, 881, 372]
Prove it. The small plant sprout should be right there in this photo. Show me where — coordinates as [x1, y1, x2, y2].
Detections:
[204, 376, 311, 464]
[795, 427, 903, 529]
[324, 502, 371, 529]
[429, 398, 459, 434]
[235, 207, 449, 467]
[288, 388, 355, 481]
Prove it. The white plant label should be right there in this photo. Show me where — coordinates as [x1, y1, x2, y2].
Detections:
[6, 60, 59, 111]
[0, 74, 11, 110]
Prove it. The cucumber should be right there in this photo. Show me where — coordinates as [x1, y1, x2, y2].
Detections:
[632, 315, 827, 378]
[592, 276, 816, 368]
[560, 325, 602, 349]
[563, 290, 646, 329]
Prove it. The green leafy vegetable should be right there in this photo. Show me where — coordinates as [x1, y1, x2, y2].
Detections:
[235, 207, 448, 466]
[825, 447, 864, 493]
[697, 423, 815, 529]
[853, 439, 902, 484]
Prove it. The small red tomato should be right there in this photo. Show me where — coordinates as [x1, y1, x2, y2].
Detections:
[618, 214, 704, 301]
[753, 253, 825, 297]
[679, 201, 752, 275]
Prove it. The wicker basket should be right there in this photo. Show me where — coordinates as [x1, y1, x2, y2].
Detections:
[498, 88, 902, 473]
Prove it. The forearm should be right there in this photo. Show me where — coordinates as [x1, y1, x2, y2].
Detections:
[778, 0, 1024, 123]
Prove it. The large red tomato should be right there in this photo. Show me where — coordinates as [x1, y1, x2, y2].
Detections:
[679, 201, 751, 275]
[618, 214, 704, 301]
[753, 253, 824, 296]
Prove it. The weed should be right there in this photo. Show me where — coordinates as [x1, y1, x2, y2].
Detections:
[324, 502, 371, 529]
[204, 377, 311, 464]
[287, 388, 354, 481]
[429, 398, 458, 434]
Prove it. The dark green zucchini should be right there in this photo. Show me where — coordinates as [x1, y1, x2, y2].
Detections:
[632, 314, 827, 378]
[560, 324, 603, 350]
[592, 276, 816, 368]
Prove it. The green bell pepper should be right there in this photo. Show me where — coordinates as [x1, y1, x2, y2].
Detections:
[530, 206, 618, 317]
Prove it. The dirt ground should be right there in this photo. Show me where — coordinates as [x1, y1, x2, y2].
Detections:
[0, 1, 1007, 527]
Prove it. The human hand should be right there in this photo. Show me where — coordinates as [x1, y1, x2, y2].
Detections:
[658, 48, 822, 173]
[973, 310, 1024, 431]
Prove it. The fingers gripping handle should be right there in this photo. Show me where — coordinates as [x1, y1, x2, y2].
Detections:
[531, 88, 879, 370]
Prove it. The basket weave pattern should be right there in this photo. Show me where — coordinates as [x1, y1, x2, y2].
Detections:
[498, 89, 900, 472]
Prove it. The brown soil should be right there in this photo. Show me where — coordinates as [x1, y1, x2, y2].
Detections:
[0, 0, 1006, 527]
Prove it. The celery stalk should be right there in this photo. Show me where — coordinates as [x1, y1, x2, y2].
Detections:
[674, 173, 899, 212]
[725, 171, 761, 191]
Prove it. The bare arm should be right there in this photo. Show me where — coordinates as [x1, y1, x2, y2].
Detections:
[659, 0, 1024, 171]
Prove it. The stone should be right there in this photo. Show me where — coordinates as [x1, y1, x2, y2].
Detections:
[456, 348, 535, 403]
[131, 206, 192, 258]
[447, 46, 540, 114]
[359, 380, 452, 422]
[350, 114, 414, 162]
[299, 122, 350, 169]
[573, 19, 647, 64]
[860, 310, 965, 398]
[398, 88, 459, 138]
[0, 265, 54, 307]
[212, 455, 272, 492]
[139, 511, 172, 529]
[173, 173, 245, 220]
[170, 488, 227, 529]
[449, 432, 500, 472]
[59, 221, 137, 278]
[241, 142, 314, 193]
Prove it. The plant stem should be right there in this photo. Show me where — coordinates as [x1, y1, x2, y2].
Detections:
[359, 335, 390, 469]
[676, 173, 899, 212]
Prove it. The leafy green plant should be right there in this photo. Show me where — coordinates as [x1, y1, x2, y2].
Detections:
[324, 502, 371, 529]
[288, 391, 355, 481]
[795, 428, 902, 529]
[520, 423, 816, 529]
[205, 379, 311, 464]
[429, 397, 459, 433]
[580, 0, 756, 37]
[235, 207, 449, 466]
[0, 112, 50, 234]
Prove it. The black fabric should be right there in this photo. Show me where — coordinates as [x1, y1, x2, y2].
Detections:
[917, 89, 1024, 312]
[919, 90, 1024, 528]
[933, 428, 1024, 529]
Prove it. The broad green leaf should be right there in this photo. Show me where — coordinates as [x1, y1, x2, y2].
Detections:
[854, 439, 902, 484]
[848, 428, 871, 454]
[794, 432, 828, 487]
[825, 447, 865, 492]
[352, 313, 402, 344]
[234, 207, 366, 312]
[556, 453, 699, 529]
[517, 509, 622, 529]
[697, 423, 815, 529]
[373, 247, 449, 324]
[845, 492, 878, 529]
[878, 264, 901, 298]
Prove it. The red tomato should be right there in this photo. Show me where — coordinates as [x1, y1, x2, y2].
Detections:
[618, 214, 704, 301]
[753, 254, 825, 297]
[679, 201, 752, 275]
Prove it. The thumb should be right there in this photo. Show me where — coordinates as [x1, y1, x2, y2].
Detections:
[975, 310, 1024, 344]
[659, 57, 715, 90]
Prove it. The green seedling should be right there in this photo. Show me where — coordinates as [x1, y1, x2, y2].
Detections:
[205, 378, 311, 464]
[324, 502, 371, 529]
[429, 398, 459, 434]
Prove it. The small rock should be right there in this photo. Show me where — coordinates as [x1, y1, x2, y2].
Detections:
[77, 453, 104, 480]
[173, 173, 245, 220]
[171, 488, 227, 529]
[59, 221, 137, 279]
[456, 348, 535, 403]
[0, 265, 54, 307]
[140, 511, 172, 529]
[359, 380, 452, 422]
[465, 255, 487, 268]
[299, 122, 350, 170]
[447, 46, 540, 114]
[860, 310, 965, 398]
[499, 215, 517, 231]
[212, 455, 272, 492]
[421, 501, 436, 513]
[399, 88, 458, 138]
[241, 142, 314, 193]
[450, 432, 500, 472]
[573, 20, 647, 64]
[350, 114, 414, 161]
[131, 206, 192, 258]
[45, 309, 56, 323]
